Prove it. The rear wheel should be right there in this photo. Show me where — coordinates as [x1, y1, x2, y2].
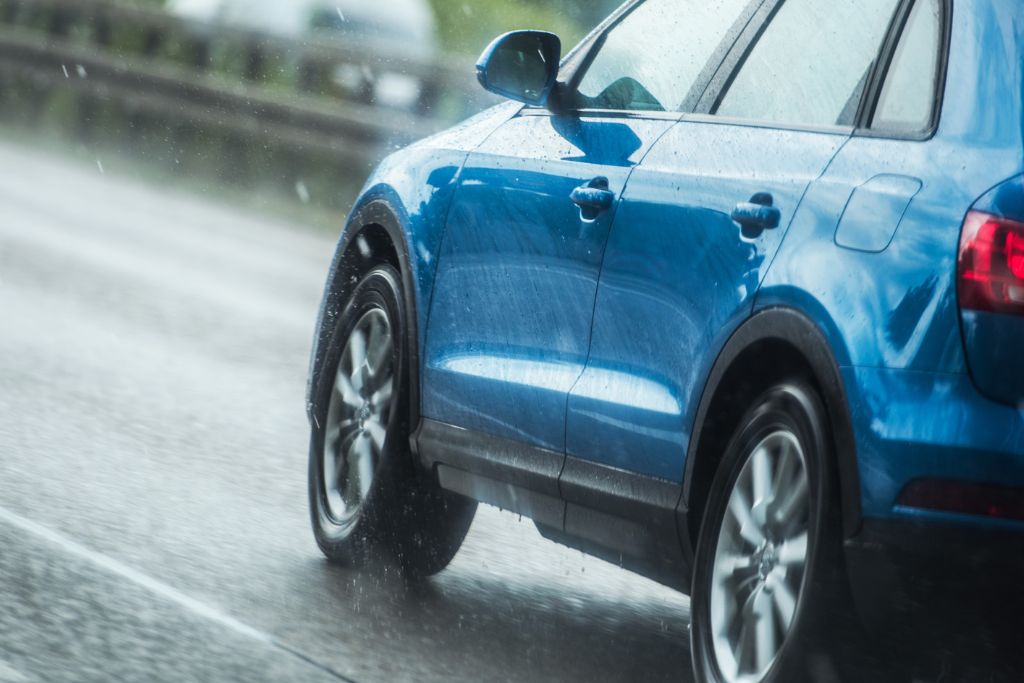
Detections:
[691, 381, 849, 683]
[308, 264, 476, 576]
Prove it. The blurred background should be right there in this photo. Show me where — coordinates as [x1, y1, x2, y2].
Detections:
[0, 0, 620, 226]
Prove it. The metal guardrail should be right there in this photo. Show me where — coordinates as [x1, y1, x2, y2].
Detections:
[0, 0, 490, 166]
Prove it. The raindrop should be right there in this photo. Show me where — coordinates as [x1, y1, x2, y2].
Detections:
[336, 7, 345, 22]
[61, 64, 69, 79]
[95, 160, 104, 174]
[295, 179, 310, 203]
[76, 64, 87, 78]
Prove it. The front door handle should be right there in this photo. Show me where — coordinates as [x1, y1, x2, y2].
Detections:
[571, 177, 615, 221]
[731, 192, 781, 238]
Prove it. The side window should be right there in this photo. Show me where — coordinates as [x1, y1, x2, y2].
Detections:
[871, 0, 942, 134]
[716, 0, 900, 127]
[574, 0, 752, 113]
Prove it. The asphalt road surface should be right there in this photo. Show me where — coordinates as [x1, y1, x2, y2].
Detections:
[0, 140, 691, 683]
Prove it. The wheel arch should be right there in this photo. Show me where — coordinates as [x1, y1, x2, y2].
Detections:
[679, 307, 861, 560]
[308, 195, 423, 433]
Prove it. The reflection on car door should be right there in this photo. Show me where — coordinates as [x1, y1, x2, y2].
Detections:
[422, 113, 673, 452]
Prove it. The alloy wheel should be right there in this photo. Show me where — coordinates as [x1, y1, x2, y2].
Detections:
[709, 429, 811, 682]
[322, 307, 395, 526]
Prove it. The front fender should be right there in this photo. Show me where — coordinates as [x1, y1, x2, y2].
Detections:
[306, 102, 521, 422]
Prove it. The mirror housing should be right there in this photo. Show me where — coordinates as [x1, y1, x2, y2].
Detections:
[476, 30, 561, 107]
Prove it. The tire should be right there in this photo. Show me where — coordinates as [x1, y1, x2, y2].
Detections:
[690, 381, 851, 683]
[308, 264, 476, 577]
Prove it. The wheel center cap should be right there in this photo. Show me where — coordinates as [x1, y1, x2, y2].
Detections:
[756, 542, 777, 580]
[358, 404, 371, 429]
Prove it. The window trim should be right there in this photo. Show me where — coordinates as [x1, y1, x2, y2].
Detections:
[854, 0, 953, 142]
[679, 112, 853, 137]
[696, 0, 783, 115]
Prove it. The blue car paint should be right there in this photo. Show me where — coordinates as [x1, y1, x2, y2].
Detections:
[845, 366, 1024, 518]
[315, 0, 1024, 541]
[566, 122, 846, 480]
[422, 114, 678, 451]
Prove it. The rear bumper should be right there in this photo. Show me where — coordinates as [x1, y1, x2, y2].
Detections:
[841, 365, 1024, 663]
[841, 366, 1024, 519]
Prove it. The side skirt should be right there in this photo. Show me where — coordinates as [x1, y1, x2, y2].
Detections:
[414, 418, 692, 591]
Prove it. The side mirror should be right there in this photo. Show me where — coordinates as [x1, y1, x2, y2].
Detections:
[476, 30, 561, 107]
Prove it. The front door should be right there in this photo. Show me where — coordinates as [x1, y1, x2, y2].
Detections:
[422, 112, 668, 452]
[421, 0, 761, 454]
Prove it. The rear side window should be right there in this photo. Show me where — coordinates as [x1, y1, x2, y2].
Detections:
[574, 0, 751, 112]
[715, 0, 900, 127]
[871, 0, 943, 134]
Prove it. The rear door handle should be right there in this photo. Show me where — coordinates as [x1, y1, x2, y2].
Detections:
[571, 177, 615, 220]
[731, 192, 781, 237]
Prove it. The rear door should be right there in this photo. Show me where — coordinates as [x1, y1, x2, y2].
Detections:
[421, 0, 756, 454]
[565, 0, 903, 482]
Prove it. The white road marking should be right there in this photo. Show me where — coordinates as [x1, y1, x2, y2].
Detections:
[0, 506, 270, 644]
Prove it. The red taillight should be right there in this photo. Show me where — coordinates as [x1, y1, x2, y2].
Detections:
[898, 479, 1024, 522]
[958, 211, 1024, 315]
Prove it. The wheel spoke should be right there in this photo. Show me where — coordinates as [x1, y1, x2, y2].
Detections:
[768, 570, 798, 628]
[368, 340, 392, 380]
[754, 588, 777, 673]
[751, 446, 772, 506]
[334, 368, 361, 408]
[365, 419, 387, 454]
[715, 552, 757, 578]
[347, 327, 368, 391]
[778, 530, 807, 566]
[736, 585, 761, 668]
[325, 418, 357, 449]
[773, 473, 809, 531]
[366, 317, 392, 378]
[728, 489, 765, 548]
[371, 378, 394, 408]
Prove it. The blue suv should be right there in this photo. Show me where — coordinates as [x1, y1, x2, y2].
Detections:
[306, 0, 1024, 680]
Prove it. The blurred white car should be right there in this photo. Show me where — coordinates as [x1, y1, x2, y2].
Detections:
[167, 0, 439, 109]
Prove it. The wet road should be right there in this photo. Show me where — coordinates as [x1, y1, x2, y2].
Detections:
[0, 140, 691, 683]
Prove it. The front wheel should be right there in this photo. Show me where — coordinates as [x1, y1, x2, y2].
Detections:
[691, 381, 847, 683]
[308, 264, 476, 577]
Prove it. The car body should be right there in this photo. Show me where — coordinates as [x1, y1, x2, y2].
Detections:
[307, 0, 1024, 679]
